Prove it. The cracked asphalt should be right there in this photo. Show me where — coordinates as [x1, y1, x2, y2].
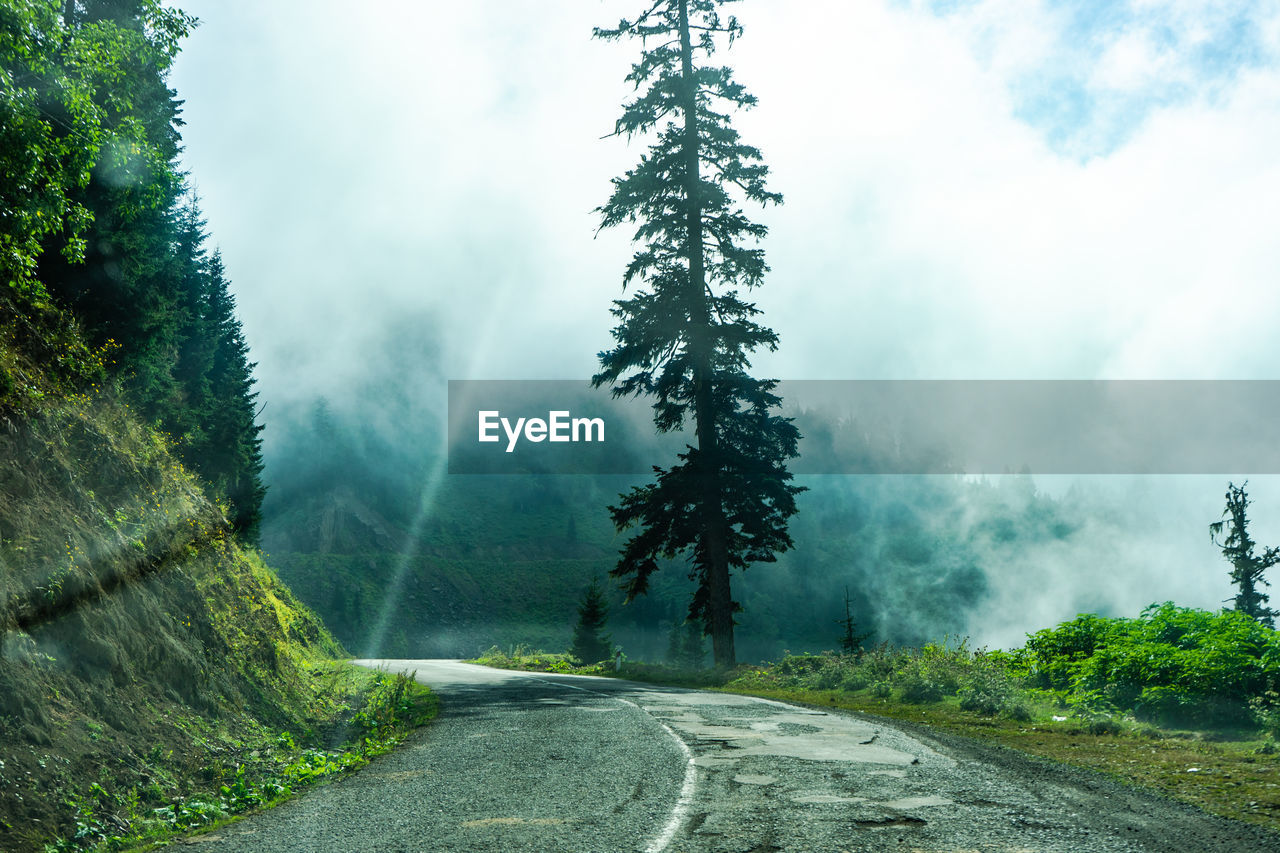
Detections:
[185, 660, 1280, 852]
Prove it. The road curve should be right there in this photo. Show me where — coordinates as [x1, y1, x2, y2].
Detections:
[186, 660, 1279, 852]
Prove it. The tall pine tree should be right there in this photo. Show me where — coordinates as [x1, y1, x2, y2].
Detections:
[593, 0, 802, 667]
[171, 196, 215, 445]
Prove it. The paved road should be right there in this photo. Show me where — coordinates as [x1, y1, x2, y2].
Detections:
[187, 660, 1280, 852]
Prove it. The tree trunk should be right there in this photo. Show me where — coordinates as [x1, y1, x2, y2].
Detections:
[677, 0, 735, 668]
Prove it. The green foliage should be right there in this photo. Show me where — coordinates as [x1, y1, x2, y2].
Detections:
[1022, 612, 1115, 688]
[725, 639, 1032, 720]
[348, 670, 431, 741]
[2, 2, 265, 541]
[958, 655, 1029, 719]
[723, 606, 1280, 730]
[0, 0, 193, 296]
[1250, 690, 1280, 738]
[474, 645, 610, 676]
[178, 247, 267, 538]
[1023, 603, 1280, 726]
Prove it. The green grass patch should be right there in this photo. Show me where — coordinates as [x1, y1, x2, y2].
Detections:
[472, 645, 614, 676]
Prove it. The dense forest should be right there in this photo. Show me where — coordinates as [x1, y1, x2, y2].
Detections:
[2, 0, 265, 535]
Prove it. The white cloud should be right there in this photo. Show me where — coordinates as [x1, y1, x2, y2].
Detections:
[171, 0, 1280, 389]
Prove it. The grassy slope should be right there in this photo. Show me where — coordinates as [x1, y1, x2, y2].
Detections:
[0, 306, 434, 851]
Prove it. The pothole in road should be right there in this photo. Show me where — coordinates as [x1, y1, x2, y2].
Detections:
[695, 737, 743, 749]
[881, 795, 952, 809]
[791, 792, 867, 804]
[692, 754, 737, 767]
[852, 815, 928, 829]
[650, 703, 923, 766]
[733, 774, 778, 785]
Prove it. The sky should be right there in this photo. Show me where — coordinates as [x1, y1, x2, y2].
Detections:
[168, 0, 1280, 639]
[170, 0, 1280, 392]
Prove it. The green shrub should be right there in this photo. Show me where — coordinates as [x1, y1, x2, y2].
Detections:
[838, 670, 870, 692]
[957, 657, 1021, 716]
[1087, 714, 1122, 736]
[1251, 690, 1280, 737]
[898, 668, 947, 703]
[814, 663, 844, 690]
[1024, 613, 1116, 689]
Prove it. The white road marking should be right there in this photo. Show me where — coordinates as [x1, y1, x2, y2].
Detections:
[636, 713, 697, 853]
[516, 672, 698, 853]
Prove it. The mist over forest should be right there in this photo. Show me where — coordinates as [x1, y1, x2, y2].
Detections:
[257, 321, 1260, 661]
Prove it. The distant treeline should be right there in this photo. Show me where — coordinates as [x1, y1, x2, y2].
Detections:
[1, 0, 265, 536]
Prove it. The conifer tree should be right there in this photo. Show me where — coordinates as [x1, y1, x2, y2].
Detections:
[1210, 482, 1279, 628]
[680, 620, 707, 668]
[569, 577, 613, 665]
[201, 250, 266, 539]
[666, 618, 706, 669]
[665, 618, 684, 664]
[836, 586, 870, 654]
[593, 0, 802, 667]
[172, 197, 215, 444]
